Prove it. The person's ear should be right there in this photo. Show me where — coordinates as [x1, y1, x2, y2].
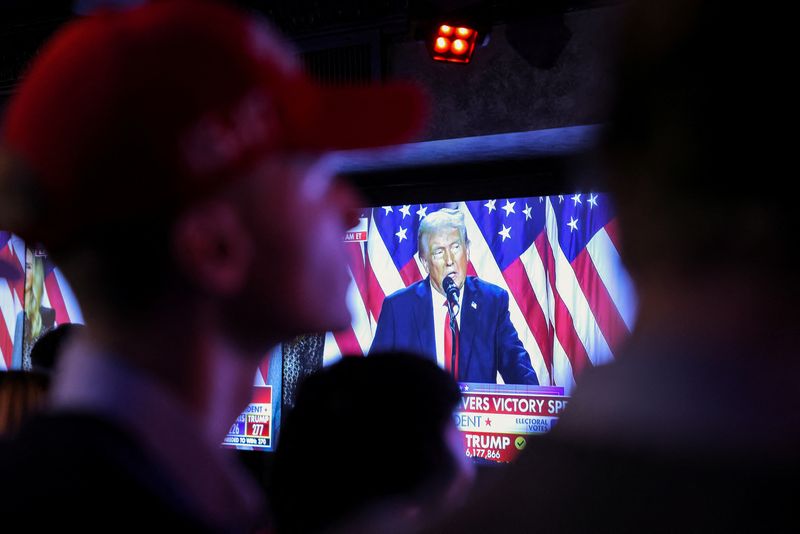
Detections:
[171, 201, 253, 295]
[466, 239, 471, 263]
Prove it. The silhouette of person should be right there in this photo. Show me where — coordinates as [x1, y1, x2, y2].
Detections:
[270, 352, 474, 534]
[0, 1, 425, 530]
[28, 322, 84, 376]
[423, 1, 798, 532]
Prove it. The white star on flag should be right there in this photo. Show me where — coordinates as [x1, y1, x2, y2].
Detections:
[558, 195, 564, 203]
[588, 194, 598, 208]
[395, 226, 408, 242]
[571, 194, 582, 206]
[382, 206, 393, 215]
[523, 203, 532, 220]
[567, 217, 578, 232]
[498, 224, 511, 241]
[484, 199, 497, 213]
[399, 205, 411, 219]
[502, 199, 516, 216]
[416, 205, 428, 220]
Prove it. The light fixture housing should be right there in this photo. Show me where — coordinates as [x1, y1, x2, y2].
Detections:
[430, 23, 479, 63]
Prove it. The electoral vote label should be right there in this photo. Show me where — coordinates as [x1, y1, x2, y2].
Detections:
[223, 384, 273, 451]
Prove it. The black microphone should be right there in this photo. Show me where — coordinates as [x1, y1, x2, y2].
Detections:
[442, 276, 460, 314]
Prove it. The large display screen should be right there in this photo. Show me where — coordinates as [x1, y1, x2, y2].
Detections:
[321, 193, 636, 463]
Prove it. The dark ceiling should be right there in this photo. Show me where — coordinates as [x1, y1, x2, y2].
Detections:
[0, 0, 620, 95]
[0, 0, 622, 199]
[1, 1, 619, 35]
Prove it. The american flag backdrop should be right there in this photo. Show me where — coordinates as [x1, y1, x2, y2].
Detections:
[323, 194, 637, 394]
[0, 232, 84, 371]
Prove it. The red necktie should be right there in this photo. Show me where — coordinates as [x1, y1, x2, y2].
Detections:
[443, 301, 459, 379]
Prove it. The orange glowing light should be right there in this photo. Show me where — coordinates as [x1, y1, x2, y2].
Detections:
[431, 22, 478, 63]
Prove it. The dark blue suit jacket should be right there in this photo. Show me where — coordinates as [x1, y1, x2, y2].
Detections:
[370, 276, 538, 385]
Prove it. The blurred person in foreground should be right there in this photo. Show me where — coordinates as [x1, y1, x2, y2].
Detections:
[270, 352, 474, 534]
[0, 1, 425, 530]
[426, 1, 798, 532]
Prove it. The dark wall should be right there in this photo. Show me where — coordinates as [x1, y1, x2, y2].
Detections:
[388, 6, 623, 141]
[0, 5, 624, 143]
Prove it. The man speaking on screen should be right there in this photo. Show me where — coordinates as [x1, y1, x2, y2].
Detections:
[370, 208, 538, 385]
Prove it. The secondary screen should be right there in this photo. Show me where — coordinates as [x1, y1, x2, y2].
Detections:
[0, 235, 84, 371]
[222, 345, 282, 452]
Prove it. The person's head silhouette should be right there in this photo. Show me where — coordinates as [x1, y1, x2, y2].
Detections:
[29, 323, 84, 376]
[270, 352, 473, 533]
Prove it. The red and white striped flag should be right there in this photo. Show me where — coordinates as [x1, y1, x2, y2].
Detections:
[323, 194, 637, 394]
[0, 233, 83, 371]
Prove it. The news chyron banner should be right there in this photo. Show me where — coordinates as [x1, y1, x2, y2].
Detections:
[223, 345, 282, 452]
[455, 383, 569, 463]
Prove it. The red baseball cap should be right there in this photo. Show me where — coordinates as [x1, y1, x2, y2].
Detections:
[1, 0, 427, 249]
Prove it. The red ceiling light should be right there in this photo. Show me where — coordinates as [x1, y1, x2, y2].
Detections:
[434, 36, 450, 53]
[431, 23, 478, 64]
[455, 27, 473, 38]
[413, 1, 491, 65]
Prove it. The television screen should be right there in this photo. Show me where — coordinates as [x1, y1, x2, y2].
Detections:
[0, 234, 84, 372]
[320, 192, 636, 463]
[222, 345, 282, 452]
